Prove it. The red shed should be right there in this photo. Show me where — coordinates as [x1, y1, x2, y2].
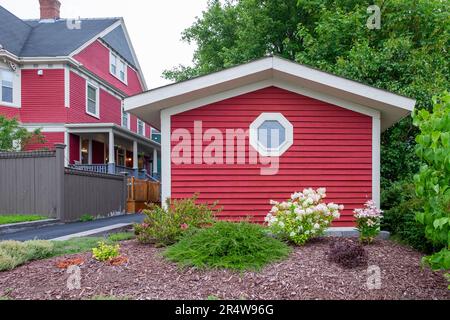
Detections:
[125, 57, 415, 227]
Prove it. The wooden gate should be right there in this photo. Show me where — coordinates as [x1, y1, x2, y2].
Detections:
[127, 177, 161, 213]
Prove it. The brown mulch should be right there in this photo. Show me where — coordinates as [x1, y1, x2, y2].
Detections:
[0, 238, 448, 300]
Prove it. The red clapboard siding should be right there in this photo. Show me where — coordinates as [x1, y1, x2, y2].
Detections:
[171, 86, 372, 227]
[25, 132, 64, 151]
[68, 72, 122, 125]
[73, 40, 143, 96]
[20, 69, 66, 123]
[0, 106, 20, 119]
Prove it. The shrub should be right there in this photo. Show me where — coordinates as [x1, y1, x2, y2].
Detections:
[354, 200, 383, 244]
[382, 181, 434, 253]
[0, 240, 55, 271]
[328, 239, 368, 269]
[265, 188, 343, 245]
[164, 222, 291, 271]
[134, 195, 217, 247]
[92, 242, 120, 262]
[79, 214, 95, 222]
[413, 92, 450, 274]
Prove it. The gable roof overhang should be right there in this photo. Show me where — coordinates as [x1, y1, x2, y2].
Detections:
[124, 56, 416, 131]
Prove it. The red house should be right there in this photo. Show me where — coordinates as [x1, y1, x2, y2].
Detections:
[0, 1, 160, 178]
[125, 57, 416, 226]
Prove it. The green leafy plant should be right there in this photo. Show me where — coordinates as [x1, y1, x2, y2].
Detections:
[92, 242, 120, 262]
[265, 188, 343, 245]
[413, 92, 450, 277]
[134, 195, 217, 247]
[79, 214, 95, 222]
[0, 215, 47, 225]
[354, 200, 383, 244]
[382, 180, 434, 253]
[0, 116, 46, 151]
[164, 221, 291, 271]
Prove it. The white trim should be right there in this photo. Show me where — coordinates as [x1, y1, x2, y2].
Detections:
[161, 109, 171, 207]
[64, 65, 70, 108]
[109, 50, 128, 85]
[121, 104, 131, 129]
[21, 64, 65, 70]
[64, 131, 70, 167]
[249, 113, 294, 157]
[372, 116, 381, 208]
[0, 65, 21, 107]
[85, 81, 100, 118]
[125, 56, 415, 131]
[22, 124, 66, 132]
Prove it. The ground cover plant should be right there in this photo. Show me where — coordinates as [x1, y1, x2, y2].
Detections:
[164, 221, 291, 271]
[0, 215, 47, 225]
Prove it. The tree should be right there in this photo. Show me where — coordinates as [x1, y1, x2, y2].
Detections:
[163, 0, 449, 187]
[0, 116, 46, 151]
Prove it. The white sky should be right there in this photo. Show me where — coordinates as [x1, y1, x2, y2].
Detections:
[0, 0, 208, 89]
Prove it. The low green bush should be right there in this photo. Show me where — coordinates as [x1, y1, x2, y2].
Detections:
[92, 242, 120, 262]
[0, 240, 55, 271]
[164, 222, 291, 271]
[381, 180, 435, 253]
[134, 195, 217, 247]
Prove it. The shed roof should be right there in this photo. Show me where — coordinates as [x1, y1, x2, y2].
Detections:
[124, 56, 416, 131]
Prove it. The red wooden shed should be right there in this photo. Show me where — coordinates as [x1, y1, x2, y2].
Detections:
[125, 57, 416, 227]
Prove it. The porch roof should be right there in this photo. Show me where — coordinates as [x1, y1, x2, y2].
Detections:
[65, 123, 160, 150]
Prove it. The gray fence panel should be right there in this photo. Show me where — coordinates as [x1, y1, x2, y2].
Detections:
[63, 169, 126, 222]
[0, 145, 126, 221]
[0, 150, 57, 218]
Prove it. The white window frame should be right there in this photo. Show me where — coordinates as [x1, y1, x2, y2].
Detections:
[121, 106, 130, 129]
[249, 113, 293, 157]
[86, 82, 100, 118]
[109, 50, 128, 85]
[0, 69, 15, 105]
[137, 119, 145, 136]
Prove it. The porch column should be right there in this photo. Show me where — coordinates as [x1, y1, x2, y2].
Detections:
[88, 139, 93, 165]
[108, 130, 115, 174]
[64, 131, 70, 167]
[153, 148, 158, 174]
[133, 140, 139, 177]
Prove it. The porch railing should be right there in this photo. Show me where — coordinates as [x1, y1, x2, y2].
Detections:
[69, 164, 160, 182]
[68, 164, 108, 174]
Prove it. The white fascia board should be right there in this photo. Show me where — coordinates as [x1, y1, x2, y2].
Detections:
[272, 57, 416, 112]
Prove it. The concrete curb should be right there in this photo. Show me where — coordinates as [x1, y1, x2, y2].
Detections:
[0, 219, 61, 235]
[50, 223, 134, 241]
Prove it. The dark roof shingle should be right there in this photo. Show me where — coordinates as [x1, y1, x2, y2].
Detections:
[0, 6, 32, 55]
[102, 25, 136, 67]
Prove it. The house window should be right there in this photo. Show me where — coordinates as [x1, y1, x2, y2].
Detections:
[1, 70, 14, 104]
[137, 119, 145, 136]
[109, 50, 127, 84]
[151, 128, 161, 143]
[249, 113, 293, 157]
[122, 107, 129, 129]
[86, 83, 99, 117]
[110, 52, 117, 75]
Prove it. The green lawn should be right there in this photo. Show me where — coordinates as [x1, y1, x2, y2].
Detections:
[0, 215, 48, 225]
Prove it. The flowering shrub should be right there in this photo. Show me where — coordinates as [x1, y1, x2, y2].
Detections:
[354, 200, 383, 244]
[265, 188, 344, 245]
[134, 195, 217, 247]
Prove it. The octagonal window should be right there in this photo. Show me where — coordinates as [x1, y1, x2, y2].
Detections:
[250, 113, 294, 157]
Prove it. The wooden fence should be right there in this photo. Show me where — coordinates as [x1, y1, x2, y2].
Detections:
[127, 177, 161, 213]
[0, 144, 128, 222]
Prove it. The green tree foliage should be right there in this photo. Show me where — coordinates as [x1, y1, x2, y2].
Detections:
[413, 92, 450, 273]
[163, 0, 449, 187]
[0, 116, 46, 151]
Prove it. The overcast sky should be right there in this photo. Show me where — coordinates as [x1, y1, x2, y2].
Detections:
[0, 0, 208, 89]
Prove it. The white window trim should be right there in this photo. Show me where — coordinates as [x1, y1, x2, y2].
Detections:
[137, 119, 145, 136]
[0, 67, 20, 107]
[249, 113, 293, 157]
[109, 50, 128, 85]
[86, 82, 100, 118]
[121, 106, 131, 129]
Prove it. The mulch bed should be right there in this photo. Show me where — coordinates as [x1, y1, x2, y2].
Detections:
[0, 238, 448, 300]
